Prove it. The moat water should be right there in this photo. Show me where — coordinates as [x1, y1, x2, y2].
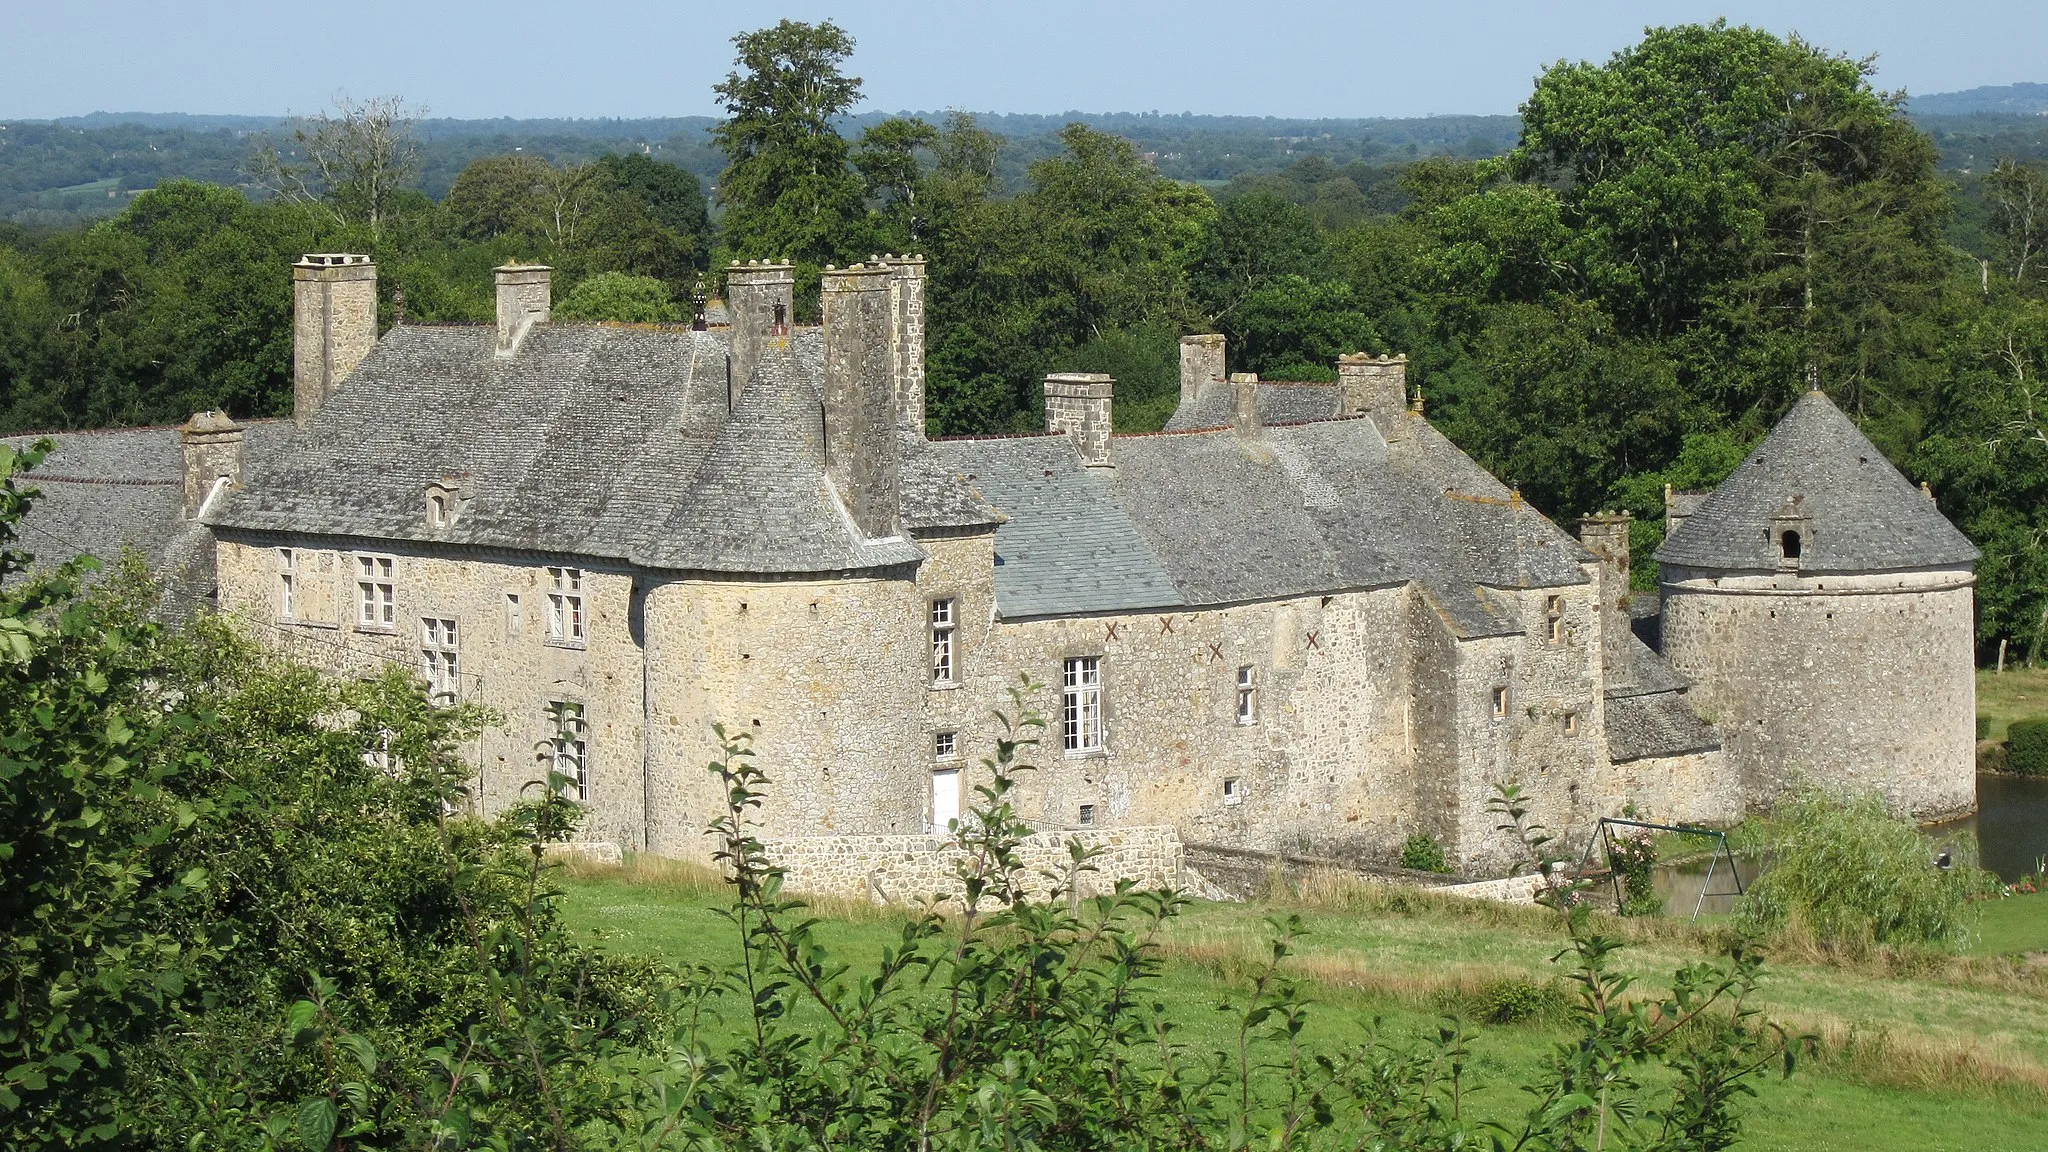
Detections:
[1646, 774, 2048, 917]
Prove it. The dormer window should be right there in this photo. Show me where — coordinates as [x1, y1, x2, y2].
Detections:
[426, 479, 466, 531]
[1778, 529, 1802, 560]
[429, 492, 450, 529]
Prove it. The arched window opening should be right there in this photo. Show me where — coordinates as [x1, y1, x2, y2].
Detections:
[771, 301, 788, 335]
[1779, 529, 1802, 560]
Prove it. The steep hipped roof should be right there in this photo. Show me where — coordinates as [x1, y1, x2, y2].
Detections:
[1656, 391, 1979, 573]
[936, 409, 1594, 629]
[205, 324, 992, 575]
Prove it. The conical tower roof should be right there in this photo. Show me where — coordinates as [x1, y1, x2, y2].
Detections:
[1655, 390, 1979, 573]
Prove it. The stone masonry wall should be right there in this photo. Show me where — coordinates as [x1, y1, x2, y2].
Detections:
[1661, 566, 1977, 820]
[760, 825, 1183, 905]
[214, 537, 649, 848]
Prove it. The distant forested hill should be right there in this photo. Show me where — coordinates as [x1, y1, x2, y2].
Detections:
[1908, 83, 2048, 115]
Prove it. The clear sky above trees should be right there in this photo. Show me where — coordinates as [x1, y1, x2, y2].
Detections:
[6, 1, 2048, 121]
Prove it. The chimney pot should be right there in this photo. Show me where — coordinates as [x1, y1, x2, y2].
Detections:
[1044, 372, 1115, 466]
[179, 410, 244, 519]
[725, 261, 795, 402]
[1179, 333, 1226, 407]
[292, 253, 377, 426]
[494, 263, 552, 357]
[1338, 350, 1410, 441]
[1230, 373, 1260, 437]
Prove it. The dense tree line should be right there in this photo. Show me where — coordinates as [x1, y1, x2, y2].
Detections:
[1, 19, 2046, 656]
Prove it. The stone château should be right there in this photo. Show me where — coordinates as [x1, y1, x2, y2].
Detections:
[6, 254, 1980, 885]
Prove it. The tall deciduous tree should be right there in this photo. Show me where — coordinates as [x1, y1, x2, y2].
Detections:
[710, 20, 870, 266]
[248, 95, 424, 241]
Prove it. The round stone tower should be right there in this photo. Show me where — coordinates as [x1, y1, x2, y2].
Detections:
[1656, 389, 1980, 821]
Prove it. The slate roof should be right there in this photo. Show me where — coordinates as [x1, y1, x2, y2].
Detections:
[937, 408, 1594, 629]
[1656, 391, 1980, 573]
[205, 323, 991, 575]
[3, 421, 291, 616]
[1160, 382, 1339, 432]
[1605, 691, 1721, 763]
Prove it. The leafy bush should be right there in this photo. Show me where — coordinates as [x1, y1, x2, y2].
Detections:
[1471, 978, 1572, 1025]
[1400, 831, 1450, 873]
[1736, 787, 1993, 954]
[2006, 718, 2048, 776]
[1608, 829, 1664, 916]
[554, 271, 682, 323]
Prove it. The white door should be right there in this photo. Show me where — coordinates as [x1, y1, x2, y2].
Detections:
[931, 769, 961, 833]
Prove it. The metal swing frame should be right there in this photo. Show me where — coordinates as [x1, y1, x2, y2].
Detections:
[1576, 816, 1744, 922]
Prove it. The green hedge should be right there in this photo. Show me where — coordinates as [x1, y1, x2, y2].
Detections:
[2008, 718, 2048, 777]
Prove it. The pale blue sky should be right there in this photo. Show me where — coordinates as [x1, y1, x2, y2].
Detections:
[3, 1, 2041, 121]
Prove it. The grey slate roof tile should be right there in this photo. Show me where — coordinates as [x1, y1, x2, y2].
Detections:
[1161, 382, 1339, 431]
[1606, 690, 1721, 762]
[1656, 390, 1979, 573]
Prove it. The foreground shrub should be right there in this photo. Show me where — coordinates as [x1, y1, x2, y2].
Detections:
[1737, 787, 1991, 954]
[1400, 831, 1450, 872]
[2006, 718, 2048, 776]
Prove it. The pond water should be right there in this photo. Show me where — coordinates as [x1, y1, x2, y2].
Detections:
[1643, 774, 2048, 917]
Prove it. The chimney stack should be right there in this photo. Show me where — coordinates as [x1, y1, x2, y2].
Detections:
[1577, 512, 1635, 674]
[179, 411, 244, 519]
[1337, 353, 1409, 442]
[1179, 334, 1226, 406]
[494, 263, 551, 357]
[1230, 372, 1261, 438]
[725, 260, 795, 406]
[821, 264, 900, 538]
[1043, 373, 1115, 467]
[882, 254, 927, 435]
[292, 254, 377, 426]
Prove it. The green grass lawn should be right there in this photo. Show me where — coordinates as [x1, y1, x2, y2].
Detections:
[559, 864, 2048, 1152]
[1976, 890, 2048, 955]
[1978, 666, 2048, 742]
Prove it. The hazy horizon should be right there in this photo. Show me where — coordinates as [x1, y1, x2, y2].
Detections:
[5, 1, 2047, 123]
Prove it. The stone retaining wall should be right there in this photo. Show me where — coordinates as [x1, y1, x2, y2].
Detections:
[761, 825, 1184, 905]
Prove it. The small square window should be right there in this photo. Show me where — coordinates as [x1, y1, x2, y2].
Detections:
[1222, 777, 1244, 806]
[934, 731, 958, 760]
[1077, 803, 1096, 827]
[1491, 686, 1509, 718]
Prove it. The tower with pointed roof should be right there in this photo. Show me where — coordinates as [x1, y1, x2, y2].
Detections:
[1656, 388, 1980, 821]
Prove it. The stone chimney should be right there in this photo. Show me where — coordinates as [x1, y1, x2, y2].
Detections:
[1179, 334, 1226, 405]
[1230, 372, 1260, 438]
[1337, 353, 1409, 442]
[1577, 512, 1634, 673]
[726, 260, 795, 406]
[494, 263, 551, 356]
[882, 253, 927, 435]
[292, 254, 377, 426]
[179, 411, 244, 519]
[1044, 373, 1115, 467]
[821, 264, 900, 539]
[1663, 484, 1709, 537]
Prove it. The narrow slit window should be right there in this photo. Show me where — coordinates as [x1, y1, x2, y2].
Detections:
[1062, 656, 1104, 753]
[1491, 686, 1509, 718]
[930, 598, 956, 685]
[1235, 665, 1257, 725]
[1562, 710, 1581, 737]
[505, 593, 523, 637]
[1545, 594, 1564, 642]
[278, 548, 296, 620]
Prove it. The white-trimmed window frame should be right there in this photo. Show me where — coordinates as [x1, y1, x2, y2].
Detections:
[546, 567, 586, 647]
[420, 617, 459, 703]
[277, 547, 297, 620]
[355, 553, 396, 631]
[1235, 665, 1257, 725]
[549, 700, 589, 801]
[929, 598, 957, 686]
[1062, 655, 1104, 754]
[934, 730, 959, 761]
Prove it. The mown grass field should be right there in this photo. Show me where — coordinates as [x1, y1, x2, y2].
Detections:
[1978, 666, 2048, 742]
[560, 861, 2048, 1152]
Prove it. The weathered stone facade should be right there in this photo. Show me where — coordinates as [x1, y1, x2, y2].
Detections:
[760, 826, 1183, 905]
[23, 256, 1983, 902]
[291, 255, 377, 425]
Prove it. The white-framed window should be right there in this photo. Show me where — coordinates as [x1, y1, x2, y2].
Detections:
[1223, 777, 1244, 806]
[1062, 656, 1103, 753]
[1562, 710, 1581, 737]
[1545, 595, 1564, 643]
[549, 700, 588, 801]
[355, 554, 395, 630]
[1491, 686, 1509, 719]
[1235, 665, 1257, 725]
[934, 731, 959, 761]
[546, 567, 586, 645]
[277, 548, 296, 619]
[1077, 803, 1096, 827]
[505, 593, 523, 638]
[929, 598, 956, 685]
[428, 492, 450, 529]
[420, 617, 459, 703]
